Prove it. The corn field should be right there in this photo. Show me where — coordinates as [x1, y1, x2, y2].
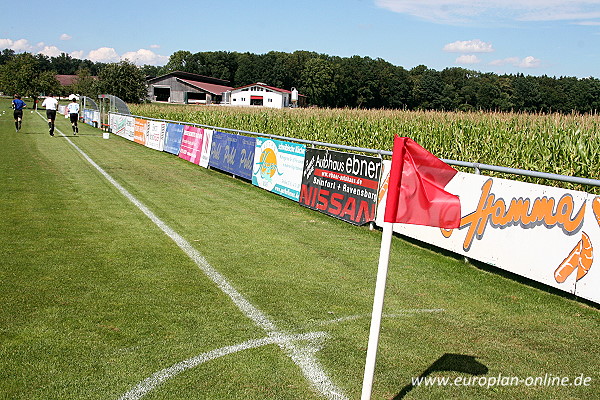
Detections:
[130, 104, 600, 193]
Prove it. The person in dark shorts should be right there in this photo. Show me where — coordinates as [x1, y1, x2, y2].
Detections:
[67, 97, 80, 134]
[12, 94, 26, 132]
[41, 94, 59, 136]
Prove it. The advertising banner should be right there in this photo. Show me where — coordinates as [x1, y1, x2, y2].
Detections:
[179, 126, 204, 164]
[199, 129, 213, 168]
[300, 149, 382, 225]
[110, 113, 125, 137]
[252, 138, 306, 201]
[83, 109, 94, 126]
[123, 116, 135, 141]
[163, 123, 184, 155]
[134, 118, 148, 145]
[376, 162, 600, 304]
[146, 120, 167, 151]
[208, 131, 255, 180]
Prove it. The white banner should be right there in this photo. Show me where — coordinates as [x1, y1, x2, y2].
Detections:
[376, 161, 599, 304]
[199, 129, 213, 168]
[109, 114, 135, 141]
[146, 121, 167, 151]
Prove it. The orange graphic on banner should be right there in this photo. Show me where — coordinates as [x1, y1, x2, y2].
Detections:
[554, 232, 593, 283]
[593, 197, 600, 227]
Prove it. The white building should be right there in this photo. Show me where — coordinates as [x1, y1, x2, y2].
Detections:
[226, 83, 303, 108]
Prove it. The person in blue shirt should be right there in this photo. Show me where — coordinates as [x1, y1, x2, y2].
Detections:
[12, 94, 26, 132]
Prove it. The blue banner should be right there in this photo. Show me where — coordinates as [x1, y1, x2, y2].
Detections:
[235, 135, 256, 180]
[164, 123, 184, 155]
[209, 131, 255, 180]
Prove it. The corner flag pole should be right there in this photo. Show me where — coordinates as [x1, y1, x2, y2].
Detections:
[360, 221, 394, 399]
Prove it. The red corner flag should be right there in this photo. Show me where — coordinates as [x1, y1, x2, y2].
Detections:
[384, 136, 461, 228]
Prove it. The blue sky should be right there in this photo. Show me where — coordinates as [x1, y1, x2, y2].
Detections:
[2, 0, 599, 78]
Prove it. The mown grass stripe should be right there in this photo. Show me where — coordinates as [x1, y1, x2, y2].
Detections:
[35, 112, 347, 400]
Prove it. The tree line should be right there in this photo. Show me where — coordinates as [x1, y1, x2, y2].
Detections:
[1, 47, 599, 113]
[0, 49, 147, 103]
[159, 50, 600, 113]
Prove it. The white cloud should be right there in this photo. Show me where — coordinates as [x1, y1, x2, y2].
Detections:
[87, 47, 121, 63]
[150, 44, 160, 49]
[0, 38, 34, 52]
[444, 39, 494, 53]
[573, 20, 600, 25]
[70, 50, 85, 59]
[38, 45, 63, 57]
[490, 56, 542, 68]
[374, 0, 600, 24]
[456, 55, 481, 64]
[60, 33, 72, 41]
[121, 48, 169, 65]
[518, 55, 542, 68]
[1, 36, 169, 66]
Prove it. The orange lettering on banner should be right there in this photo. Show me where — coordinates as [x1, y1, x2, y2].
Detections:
[459, 179, 586, 251]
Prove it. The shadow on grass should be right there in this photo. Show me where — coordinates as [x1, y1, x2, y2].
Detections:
[392, 353, 488, 399]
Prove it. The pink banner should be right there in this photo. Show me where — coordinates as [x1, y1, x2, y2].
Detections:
[178, 126, 204, 164]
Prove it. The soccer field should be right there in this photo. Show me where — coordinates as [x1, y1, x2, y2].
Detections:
[0, 99, 598, 399]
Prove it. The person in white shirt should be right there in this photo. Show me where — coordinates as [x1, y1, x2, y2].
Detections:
[41, 94, 59, 136]
[67, 98, 80, 135]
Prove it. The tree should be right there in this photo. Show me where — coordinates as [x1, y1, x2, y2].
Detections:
[0, 49, 15, 66]
[72, 68, 98, 98]
[300, 57, 336, 107]
[0, 53, 59, 102]
[412, 68, 445, 110]
[97, 60, 147, 103]
[163, 50, 193, 73]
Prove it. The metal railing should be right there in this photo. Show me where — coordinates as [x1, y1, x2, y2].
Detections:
[109, 112, 600, 189]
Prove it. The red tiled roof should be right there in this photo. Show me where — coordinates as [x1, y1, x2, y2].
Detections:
[232, 82, 304, 96]
[178, 78, 233, 95]
[56, 75, 77, 86]
[55, 74, 97, 86]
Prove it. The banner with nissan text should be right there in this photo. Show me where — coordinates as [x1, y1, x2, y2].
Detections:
[300, 149, 381, 225]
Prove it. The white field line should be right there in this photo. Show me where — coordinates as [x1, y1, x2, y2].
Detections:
[118, 332, 328, 400]
[37, 115, 347, 400]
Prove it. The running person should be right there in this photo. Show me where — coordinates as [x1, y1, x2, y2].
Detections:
[12, 94, 26, 132]
[67, 98, 80, 134]
[41, 94, 59, 136]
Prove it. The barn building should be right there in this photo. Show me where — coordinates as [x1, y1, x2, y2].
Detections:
[146, 71, 233, 104]
[225, 83, 305, 108]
